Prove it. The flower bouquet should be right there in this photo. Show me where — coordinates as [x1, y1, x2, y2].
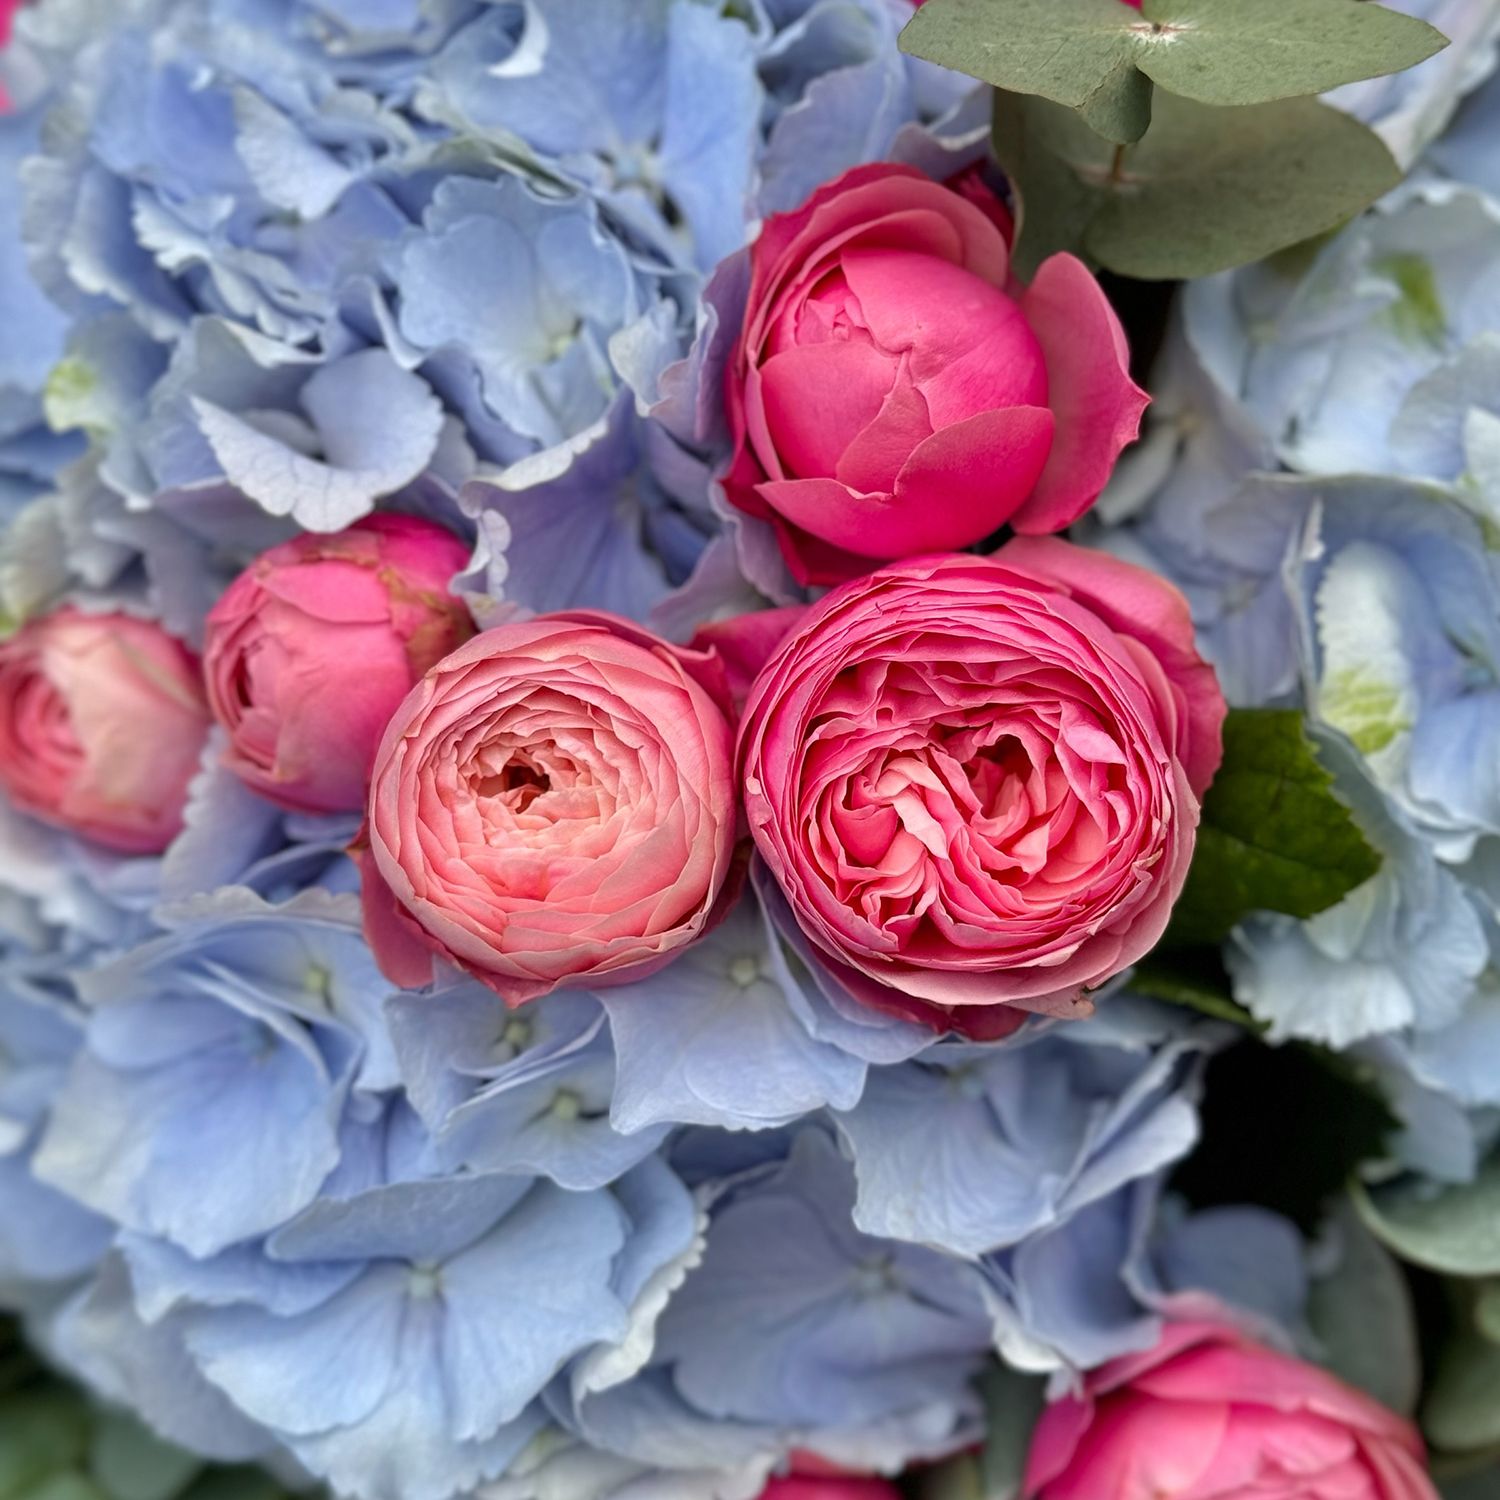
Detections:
[2, 1, 1500, 1499]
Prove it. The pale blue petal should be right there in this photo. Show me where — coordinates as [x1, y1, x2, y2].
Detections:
[53, 1258, 275, 1464]
[603, 896, 868, 1135]
[195, 348, 444, 531]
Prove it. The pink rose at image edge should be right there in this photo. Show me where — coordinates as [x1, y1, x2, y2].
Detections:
[203, 514, 473, 815]
[724, 163, 1148, 586]
[734, 541, 1226, 1034]
[360, 611, 738, 1005]
[0, 0, 23, 112]
[0, 607, 210, 854]
[1023, 1322, 1437, 1500]
[761, 1479, 903, 1500]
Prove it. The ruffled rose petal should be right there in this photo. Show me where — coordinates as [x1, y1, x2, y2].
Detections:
[1012, 252, 1150, 535]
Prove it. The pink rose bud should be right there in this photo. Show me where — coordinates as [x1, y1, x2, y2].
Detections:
[761, 1480, 903, 1499]
[1024, 1321, 1437, 1500]
[359, 612, 738, 1004]
[725, 164, 1148, 586]
[0, 607, 210, 854]
[737, 541, 1226, 1035]
[203, 515, 473, 815]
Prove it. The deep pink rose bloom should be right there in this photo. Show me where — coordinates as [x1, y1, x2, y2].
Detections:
[1024, 1322, 1437, 1500]
[724, 164, 1148, 586]
[360, 612, 738, 1004]
[204, 515, 473, 814]
[761, 1480, 903, 1500]
[0, 607, 210, 854]
[736, 541, 1225, 1034]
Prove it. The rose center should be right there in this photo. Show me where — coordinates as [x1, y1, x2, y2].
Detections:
[476, 757, 552, 811]
[964, 735, 1035, 819]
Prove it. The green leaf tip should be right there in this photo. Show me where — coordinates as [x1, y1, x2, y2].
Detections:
[1160, 707, 1383, 948]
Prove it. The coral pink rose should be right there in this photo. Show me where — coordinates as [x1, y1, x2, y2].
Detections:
[0, 608, 210, 854]
[724, 164, 1147, 586]
[204, 515, 473, 814]
[1023, 1321, 1436, 1500]
[360, 612, 737, 1004]
[762, 1480, 902, 1499]
[736, 541, 1225, 1034]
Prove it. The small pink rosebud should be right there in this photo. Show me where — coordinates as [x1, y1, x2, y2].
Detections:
[0, 607, 210, 854]
[204, 514, 473, 814]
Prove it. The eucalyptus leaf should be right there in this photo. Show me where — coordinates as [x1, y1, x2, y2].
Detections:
[993, 90, 1403, 280]
[0, 1391, 88, 1500]
[902, 0, 1154, 141]
[88, 1416, 199, 1500]
[1353, 1157, 1500, 1276]
[979, 1363, 1047, 1500]
[1136, 0, 1446, 107]
[914, 1363, 1046, 1500]
[17, 1478, 107, 1500]
[1426, 1331, 1500, 1454]
[1442, 1462, 1500, 1500]
[1307, 1202, 1420, 1415]
[916, 1456, 985, 1500]
[1162, 709, 1382, 947]
[1477, 1282, 1500, 1345]
[903, 0, 1445, 143]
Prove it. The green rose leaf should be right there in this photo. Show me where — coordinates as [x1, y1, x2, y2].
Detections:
[1426, 1329, 1500, 1455]
[1131, 945, 1265, 1030]
[902, 0, 1445, 143]
[1353, 1157, 1500, 1276]
[993, 90, 1403, 281]
[1161, 708, 1382, 947]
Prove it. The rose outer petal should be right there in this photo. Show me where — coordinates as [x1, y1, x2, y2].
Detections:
[757, 407, 1054, 561]
[1011, 253, 1150, 535]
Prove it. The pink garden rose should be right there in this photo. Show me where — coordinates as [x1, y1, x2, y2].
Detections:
[724, 164, 1147, 586]
[0, 608, 210, 854]
[761, 1480, 903, 1499]
[360, 612, 737, 1004]
[735, 541, 1225, 1034]
[1023, 1322, 1436, 1500]
[204, 515, 472, 814]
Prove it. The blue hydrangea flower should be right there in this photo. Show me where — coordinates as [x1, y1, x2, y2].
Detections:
[832, 998, 1211, 1259]
[92, 1102, 702, 1500]
[652, 1128, 992, 1433]
[1324, 0, 1500, 166]
[0, 100, 81, 525]
[455, 397, 717, 627]
[984, 1184, 1311, 1375]
[33, 887, 393, 1257]
[367, 173, 685, 472]
[1230, 735, 1489, 1050]
[387, 983, 670, 1189]
[1433, 59, 1500, 196]
[0, 953, 112, 1306]
[600, 882, 931, 1137]
[423, 0, 981, 273]
[1184, 181, 1500, 482]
